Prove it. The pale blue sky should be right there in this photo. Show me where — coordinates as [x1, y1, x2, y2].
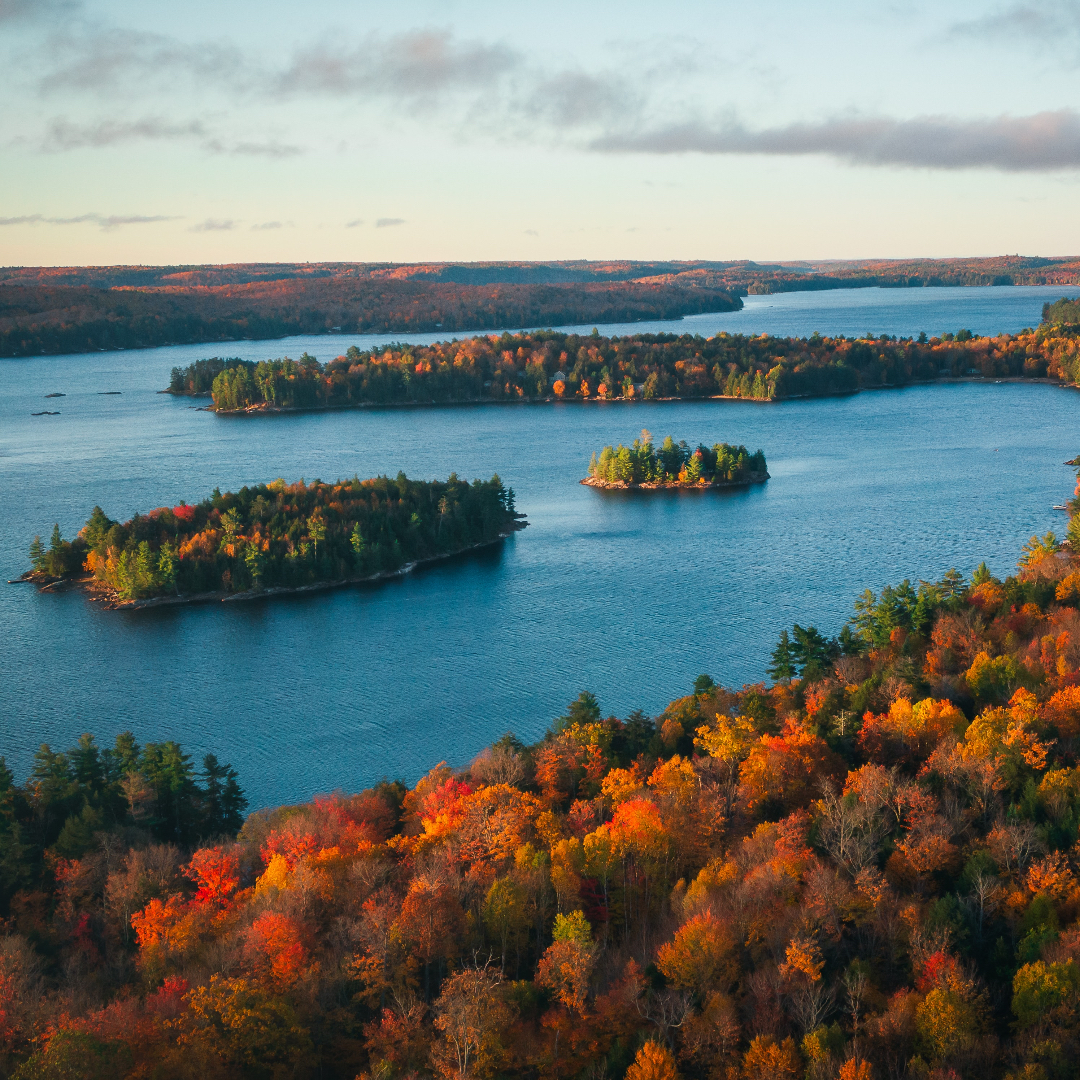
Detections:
[3, 0, 1080, 264]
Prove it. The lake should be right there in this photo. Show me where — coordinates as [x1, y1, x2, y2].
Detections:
[2, 285, 1078, 808]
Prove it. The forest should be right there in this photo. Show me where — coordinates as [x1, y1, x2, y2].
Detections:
[586, 433, 768, 486]
[27, 473, 522, 603]
[183, 322, 1080, 413]
[5, 255, 1080, 358]
[0, 278, 740, 358]
[5, 464, 1080, 1079]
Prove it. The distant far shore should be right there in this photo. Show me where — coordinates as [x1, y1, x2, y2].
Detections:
[4, 255, 1080, 357]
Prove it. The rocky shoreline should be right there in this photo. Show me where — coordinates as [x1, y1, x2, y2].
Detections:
[581, 471, 770, 490]
[10, 525, 526, 610]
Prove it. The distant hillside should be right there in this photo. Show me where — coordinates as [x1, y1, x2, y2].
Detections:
[4, 255, 1080, 357]
[0, 278, 741, 358]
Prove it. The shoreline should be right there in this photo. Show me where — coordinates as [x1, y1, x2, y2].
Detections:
[180, 375, 1075, 417]
[581, 471, 770, 491]
[11, 526, 526, 611]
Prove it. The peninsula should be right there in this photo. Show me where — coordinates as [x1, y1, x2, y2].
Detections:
[583, 432, 768, 489]
[18, 473, 525, 607]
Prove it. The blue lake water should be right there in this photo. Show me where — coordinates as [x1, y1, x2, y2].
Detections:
[2, 285, 1079, 808]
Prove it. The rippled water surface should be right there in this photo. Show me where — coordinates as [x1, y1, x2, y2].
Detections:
[2, 286, 1079, 807]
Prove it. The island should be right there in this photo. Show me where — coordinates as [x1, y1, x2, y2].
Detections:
[583, 431, 768, 488]
[161, 316, 1080, 416]
[17, 472, 525, 608]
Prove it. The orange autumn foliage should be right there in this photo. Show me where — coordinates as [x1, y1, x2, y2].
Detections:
[858, 697, 967, 765]
[739, 718, 844, 813]
[245, 912, 309, 987]
[183, 847, 240, 905]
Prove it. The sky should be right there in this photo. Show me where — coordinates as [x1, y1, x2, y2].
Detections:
[3, 0, 1080, 264]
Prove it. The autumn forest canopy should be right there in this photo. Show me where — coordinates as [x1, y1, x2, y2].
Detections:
[5, 255, 1080, 357]
[27, 473, 523, 603]
[7, 461, 1080, 1079]
[169, 322, 1080, 414]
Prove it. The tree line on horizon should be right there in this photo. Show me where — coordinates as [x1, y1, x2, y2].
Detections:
[6, 464, 1080, 1077]
[7, 255, 1080, 358]
[170, 323, 1080, 413]
[0, 280, 741, 358]
[28, 473, 522, 602]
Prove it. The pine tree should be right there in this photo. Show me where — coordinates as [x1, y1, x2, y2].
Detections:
[768, 630, 796, 683]
[200, 754, 248, 837]
[48, 523, 64, 575]
[28, 535, 45, 572]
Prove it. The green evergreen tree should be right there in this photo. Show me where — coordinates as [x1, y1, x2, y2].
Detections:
[28, 535, 45, 572]
[139, 741, 198, 843]
[199, 753, 248, 837]
[555, 691, 601, 733]
[768, 630, 796, 683]
[47, 523, 64, 575]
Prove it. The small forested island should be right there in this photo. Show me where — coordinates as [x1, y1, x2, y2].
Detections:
[7, 460, 1080, 1078]
[584, 431, 768, 488]
[165, 318, 1080, 415]
[20, 473, 524, 607]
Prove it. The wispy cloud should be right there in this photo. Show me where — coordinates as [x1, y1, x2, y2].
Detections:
[39, 28, 244, 94]
[189, 218, 236, 232]
[202, 137, 302, 158]
[590, 110, 1080, 172]
[0, 212, 177, 230]
[523, 71, 639, 129]
[279, 29, 516, 101]
[375, 217, 405, 228]
[40, 116, 302, 157]
[0, 0, 76, 24]
[44, 116, 206, 150]
[950, 1, 1080, 42]
[251, 221, 282, 230]
[345, 219, 364, 228]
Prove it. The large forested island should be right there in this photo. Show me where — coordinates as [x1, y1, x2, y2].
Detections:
[584, 433, 768, 488]
[5, 460, 1080, 1078]
[23, 473, 524, 606]
[168, 320, 1080, 413]
[5, 255, 1080, 356]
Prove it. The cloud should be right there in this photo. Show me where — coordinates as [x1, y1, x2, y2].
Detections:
[41, 117, 301, 157]
[375, 217, 405, 228]
[0, 0, 75, 23]
[39, 28, 245, 94]
[345, 219, 364, 228]
[189, 218, 236, 232]
[280, 29, 516, 100]
[202, 138, 302, 158]
[0, 212, 176, 230]
[251, 221, 282, 230]
[524, 229, 538, 236]
[590, 110, 1080, 172]
[950, 1, 1080, 42]
[524, 71, 639, 129]
[44, 116, 206, 150]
